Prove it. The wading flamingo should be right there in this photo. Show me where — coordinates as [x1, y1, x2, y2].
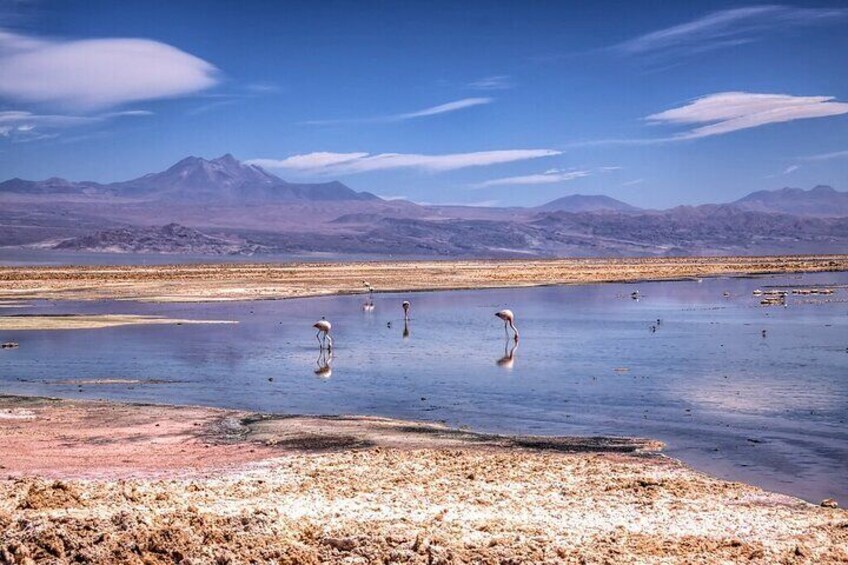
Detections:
[402, 300, 410, 320]
[313, 318, 333, 350]
[495, 309, 519, 341]
[362, 281, 375, 311]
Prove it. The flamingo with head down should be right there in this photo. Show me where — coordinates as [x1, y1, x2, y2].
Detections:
[495, 309, 519, 341]
[313, 318, 333, 350]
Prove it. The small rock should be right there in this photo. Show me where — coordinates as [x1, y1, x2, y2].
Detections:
[323, 537, 357, 551]
[821, 498, 839, 508]
[748, 548, 764, 559]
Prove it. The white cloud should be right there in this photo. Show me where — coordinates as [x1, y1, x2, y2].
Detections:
[474, 168, 590, 188]
[800, 149, 848, 161]
[616, 6, 847, 58]
[621, 178, 645, 187]
[468, 76, 513, 90]
[249, 149, 560, 175]
[0, 109, 151, 140]
[258, 152, 369, 170]
[0, 28, 219, 110]
[413, 199, 502, 207]
[783, 165, 800, 175]
[398, 98, 492, 119]
[303, 97, 492, 125]
[646, 92, 848, 139]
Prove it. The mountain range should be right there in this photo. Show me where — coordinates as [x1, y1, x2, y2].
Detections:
[0, 154, 379, 202]
[2, 154, 846, 258]
[730, 185, 848, 217]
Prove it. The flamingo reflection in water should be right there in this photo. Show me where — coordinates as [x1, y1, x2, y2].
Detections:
[496, 339, 519, 369]
[314, 349, 333, 378]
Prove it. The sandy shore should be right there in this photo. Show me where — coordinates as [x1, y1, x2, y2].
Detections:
[0, 314, 237, 331]
[0, 255, 846, 303]
[1, 396, 845, 564]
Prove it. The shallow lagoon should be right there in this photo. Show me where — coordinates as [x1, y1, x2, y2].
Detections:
[2, 272, 846, 503]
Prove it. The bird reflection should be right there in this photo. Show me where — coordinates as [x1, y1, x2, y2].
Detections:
[314, 349, 333, 378]
[496, 339, 519, 369]
[403, 318, 410, 339]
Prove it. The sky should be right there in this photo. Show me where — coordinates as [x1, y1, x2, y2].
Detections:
[0, 0, 847, 208]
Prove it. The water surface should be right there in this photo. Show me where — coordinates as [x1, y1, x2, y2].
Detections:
[2, 272, 846, 503]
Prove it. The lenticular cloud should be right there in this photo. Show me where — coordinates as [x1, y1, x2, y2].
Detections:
[646, 92, 848, 139]
[0, 29, 219, 110]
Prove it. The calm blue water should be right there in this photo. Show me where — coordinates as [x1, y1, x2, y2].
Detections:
[2, 272, 847, 503]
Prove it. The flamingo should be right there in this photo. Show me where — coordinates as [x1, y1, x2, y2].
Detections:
[313, 318, 333, 350]
[362, 281, 375, 310]
[495, 309, 519, 341]
[402, 300, 410, 320]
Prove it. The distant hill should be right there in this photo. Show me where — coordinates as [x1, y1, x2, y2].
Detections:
[55, 223, 265, 255]
[537, 194, 640, 213]
[731, 185, 848, 217]
[0, 154, 380, 203]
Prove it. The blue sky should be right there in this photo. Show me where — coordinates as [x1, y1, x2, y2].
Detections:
[0, 0, 847, 208]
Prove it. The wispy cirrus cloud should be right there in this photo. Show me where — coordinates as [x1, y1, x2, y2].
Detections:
[303, 97, 492, 125]
[646, 92, 848, 139]
[0, 28, 219, 110]
[249, 149, 560, 175]
[467, 75, 513, 91]
[800, 148, 848, 161]
[0, 109, 151, 141]
[615, 5, 847, 59]
[473, 168, 590, 188]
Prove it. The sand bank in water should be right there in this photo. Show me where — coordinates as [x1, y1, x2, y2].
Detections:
[0, 396, 845, 564]
[0, 255, 845, 303]
[0, 314, 236, 331]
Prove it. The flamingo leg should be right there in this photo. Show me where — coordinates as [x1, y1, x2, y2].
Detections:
[316, 330, 323, 348]
[510, 321, 519, 342]
[325, 334, 333, 350]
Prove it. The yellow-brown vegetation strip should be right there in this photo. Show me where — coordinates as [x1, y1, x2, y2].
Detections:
[0, 255, 845, 303]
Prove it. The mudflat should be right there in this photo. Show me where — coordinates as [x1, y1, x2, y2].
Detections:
[0, 255, 846, 303]
[1, 396, 846, 564]
[0, 314, 236, 331]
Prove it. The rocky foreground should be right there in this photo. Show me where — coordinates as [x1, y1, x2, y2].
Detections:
[0, 396, 846, 564]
